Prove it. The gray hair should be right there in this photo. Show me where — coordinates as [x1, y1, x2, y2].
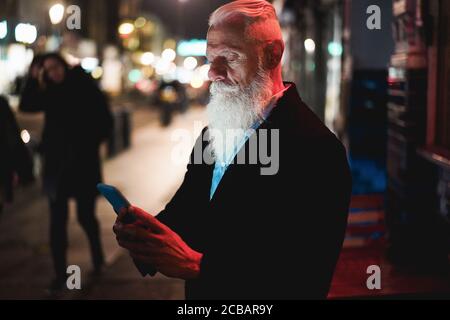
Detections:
[208, 0, 283, 42]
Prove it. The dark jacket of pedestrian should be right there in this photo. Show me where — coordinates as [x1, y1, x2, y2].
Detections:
[19, 63, 113, 199]
[0, 96, 34, 211]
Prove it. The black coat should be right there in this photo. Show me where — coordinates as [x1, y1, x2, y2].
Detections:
[0, 96, 34, 206]
[19, 67, 113, 198]
[157, 83, 352, 299]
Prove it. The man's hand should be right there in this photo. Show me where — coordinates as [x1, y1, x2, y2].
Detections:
[113, 206, 203, 280]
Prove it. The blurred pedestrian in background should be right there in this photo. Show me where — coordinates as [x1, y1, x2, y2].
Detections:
[0, 96, 34, 215]
[19, 53, 113, 293]
[156, 79, 188, 126]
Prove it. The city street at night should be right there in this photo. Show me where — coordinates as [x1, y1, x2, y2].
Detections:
[1, 0, 450, 306]
[0, 104, 206, 299]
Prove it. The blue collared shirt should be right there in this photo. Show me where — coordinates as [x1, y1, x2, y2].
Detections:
[209, 85, 290, 200]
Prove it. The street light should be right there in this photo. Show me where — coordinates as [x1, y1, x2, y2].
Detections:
[134, 17, 147, 29]
[141, 52, 155, 66]
[199, 64, 210, 81]
[21, 130, 30, 144]
[49, 4, 65, 25]
[190, 74, 204, 89]
[15, 23, 37, 44]
[304, 38, 315, 54]
[328, 42, 343, 57]
[118, 22, 135, 36]
[162, 48, 176, 62]
[0, 20, 7, 40]
[81, 57, 99, 72]
[183, 56, 197, 70]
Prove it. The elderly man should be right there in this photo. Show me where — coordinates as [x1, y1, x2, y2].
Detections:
[114, 0, 352, 299]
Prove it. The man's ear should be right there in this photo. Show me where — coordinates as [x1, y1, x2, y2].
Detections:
[264, 40, 284, 69]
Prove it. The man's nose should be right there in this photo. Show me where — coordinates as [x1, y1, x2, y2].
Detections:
[208, 62, 226, 82]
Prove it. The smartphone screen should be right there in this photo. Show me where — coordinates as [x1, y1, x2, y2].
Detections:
[97, 183, 135, 223]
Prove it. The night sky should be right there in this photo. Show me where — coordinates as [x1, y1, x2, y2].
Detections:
[141, 0, 231, 39]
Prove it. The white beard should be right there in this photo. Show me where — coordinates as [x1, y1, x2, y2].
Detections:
[206, 66, 273, 164]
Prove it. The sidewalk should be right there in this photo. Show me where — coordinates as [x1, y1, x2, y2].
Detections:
[0, 106, 207, 299]
[329, 194, 450, 298]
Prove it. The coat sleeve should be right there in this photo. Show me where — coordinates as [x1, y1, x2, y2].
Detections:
[0, 98, 34, 193]
[18, 78, 47, 113]
[76, 68, 113, 144]
[91, 83, 113, 144]
[292, 139, 352, 298]
[6, 110, 34, 183]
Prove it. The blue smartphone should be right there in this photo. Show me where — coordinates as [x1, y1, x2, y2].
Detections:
[97, 183, 156, 277]
[97, 183, 136, 223]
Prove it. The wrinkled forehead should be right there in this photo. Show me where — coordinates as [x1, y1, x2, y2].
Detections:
[207, 17, 253, 49]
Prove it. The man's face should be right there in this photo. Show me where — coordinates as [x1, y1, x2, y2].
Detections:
[43, 58, 66, 84]
[206, 21, 261, 89]
[205, 19, 275, 163]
